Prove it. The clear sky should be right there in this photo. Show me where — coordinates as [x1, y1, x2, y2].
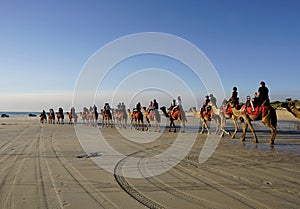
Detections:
[0, 0, 299, 111]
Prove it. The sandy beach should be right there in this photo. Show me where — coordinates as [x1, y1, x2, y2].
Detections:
[0, 109, 300, 209]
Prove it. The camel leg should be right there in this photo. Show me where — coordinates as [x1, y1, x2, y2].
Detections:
[267, 124, 277, 145]
[262, 116, 277, 145]
[146, 120, 149, 131]
[219, 116, 231, 137]
[219, 116, 226, 137]
[173, 122, 176, 133]
[231, 116, 239, 139]
[248, 121, 258, 143]
[206, 122, 210, 135]
[170, 121, 176, 133]
[156, 122, 160, 132]
[198, 121, 204, 134]
[212, 117, 220, 135]
[181, 121, 185, 133]
[168, 120, 172, 132]
[130, 119, 133, 129]
[240, 122, 247, 142]
[202, 120, 210, 135]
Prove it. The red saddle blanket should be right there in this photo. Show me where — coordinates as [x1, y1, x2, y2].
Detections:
[242, 105, 269, 117]
[201, 109, 212, 119]
[221, 105, 233, 115]
[168, 109, 180, 119]
[148, 111, 155, 118]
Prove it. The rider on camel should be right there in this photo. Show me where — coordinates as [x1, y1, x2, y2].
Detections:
[201, 95, 210, 114]
[134, 102, 142, 114]
[169, 99, 176, 111]
[229, 87, 239, 107]
[121, 102, 126, 114]
[147, 101, 154, 114]
[104, 103, 112, 118]
[257, 81, 270, 106]
[171, 96, 183, 114]
[209, 94, 217, 107]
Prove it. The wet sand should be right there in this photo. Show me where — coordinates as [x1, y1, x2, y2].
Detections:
[0, 109, 299, 209]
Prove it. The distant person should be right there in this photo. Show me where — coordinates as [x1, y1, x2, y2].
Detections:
[93, 104, 98, 121]
[58, 107, 64, 123]
[70, 107, 75, 115]
[257, 81, 270, 106]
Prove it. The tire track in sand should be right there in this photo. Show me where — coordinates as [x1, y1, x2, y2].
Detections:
[0, 126, 40, 209]
[49, 126, 119, 209]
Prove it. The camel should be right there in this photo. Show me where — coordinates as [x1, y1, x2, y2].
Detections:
[113, 109, 127, 129]
[47, 112, 55, 124]
[127, 109, 144, 131]
[79, 112, 88, 124]
[208, 101, 238, 138]
[79, 107, 95, 125]
[228, 100, 277, 144]
[191, 107, 221, 135]
[281, 101, 300, 119]
[141, 107, 161, 132]
[101, 109, 113, 128]
[67, 112, 78, 125]
[40, 112, 47, 123]
[56, 112, 64, 124]
[160, 106, 185, 133]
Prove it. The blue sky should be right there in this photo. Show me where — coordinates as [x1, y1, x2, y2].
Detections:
[0, 0, 299, 111]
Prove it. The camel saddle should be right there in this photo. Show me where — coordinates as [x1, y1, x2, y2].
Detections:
[148, 111, 155, 119]
[201, 109, 213, 120]
[221, 105, 233, 115]
[168, 109, 180, 119]
[242, 105, 269, 118]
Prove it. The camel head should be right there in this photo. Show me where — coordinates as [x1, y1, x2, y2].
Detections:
[160, 106, 168, 117]
[281, 101, 296, 109]
[190, 107, 201, 119]
[190, 107, 197, 112]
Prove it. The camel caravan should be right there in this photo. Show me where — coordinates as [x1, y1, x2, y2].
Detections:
[39, 81, 300, 145]
[40, 107, 78, 125]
